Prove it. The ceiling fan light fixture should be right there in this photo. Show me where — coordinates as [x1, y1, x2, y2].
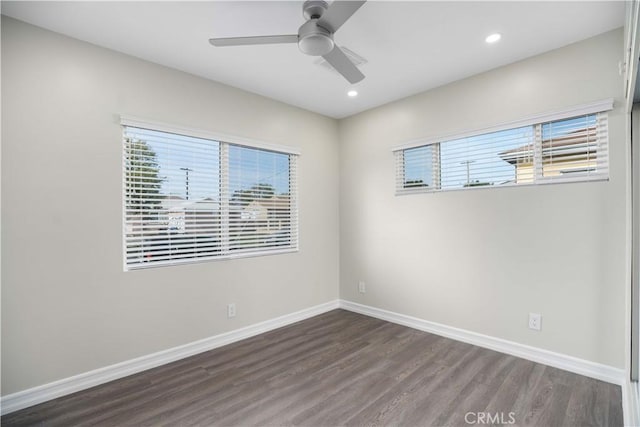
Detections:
[299, 33, 334, 56]
[298, 19, 334, 56]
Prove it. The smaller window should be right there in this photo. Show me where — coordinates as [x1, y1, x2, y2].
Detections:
[394, 102, 610, 195]
[540, 115, 603, 180]
[439, 125, 533, 190]
[402, 145, 435, 189]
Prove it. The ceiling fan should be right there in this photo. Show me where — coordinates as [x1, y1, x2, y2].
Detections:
[209, 0, 366, 84]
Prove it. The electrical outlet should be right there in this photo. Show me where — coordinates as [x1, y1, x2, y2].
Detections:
[227, 303, 236, 318]
[528, 313, 541, 331]
[358, 281, 366, 293]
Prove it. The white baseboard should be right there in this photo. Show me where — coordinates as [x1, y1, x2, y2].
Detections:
[0, 300, 340, 416]
[339, 300, 626, 386]
[623, 379, 640, 426]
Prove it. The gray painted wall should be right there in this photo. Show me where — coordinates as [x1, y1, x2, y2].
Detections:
[1, 17, 340, 395]
[338, 28, 627, 368]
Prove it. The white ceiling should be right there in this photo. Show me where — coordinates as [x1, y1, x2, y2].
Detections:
[1, 1, 625, 119]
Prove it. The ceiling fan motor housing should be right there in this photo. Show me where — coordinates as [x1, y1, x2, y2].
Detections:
[298, 19, 334, 56]
[302, 0, 328, 20]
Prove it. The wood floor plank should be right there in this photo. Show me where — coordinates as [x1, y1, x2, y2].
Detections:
[483, 358, 545, 424]
[344, 339, 456, 426]
[399, 347, 504, 426]
[431, 352, 519, 426]
[528, 368, 578, 427]
[1, 309, 623, 427]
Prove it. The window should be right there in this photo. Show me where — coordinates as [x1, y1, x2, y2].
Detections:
[122, 121, 298, 270]
[394, 101, 611, 194]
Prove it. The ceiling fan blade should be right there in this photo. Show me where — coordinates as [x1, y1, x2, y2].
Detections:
[318, 0, 366, 33]
[322, 45, 365, 83]
[209, 35, 298, 47]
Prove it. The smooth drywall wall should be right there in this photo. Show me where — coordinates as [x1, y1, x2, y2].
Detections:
[339, 28, 627, 368]
[1, 16, 339, 395]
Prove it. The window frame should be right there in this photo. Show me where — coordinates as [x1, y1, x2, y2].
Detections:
[393, 99, 613, 195]
[121, 116, 300, 271]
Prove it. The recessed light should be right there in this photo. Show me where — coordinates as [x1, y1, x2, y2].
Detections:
[347, 89, 358, 97]
[485, 33, 502, 44]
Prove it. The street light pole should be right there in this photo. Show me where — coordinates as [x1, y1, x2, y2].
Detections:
[180, 167, 192, 200]
[460, 160, 475, 186]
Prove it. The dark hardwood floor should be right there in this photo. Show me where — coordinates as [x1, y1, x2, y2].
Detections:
[2, 309, 623, 426]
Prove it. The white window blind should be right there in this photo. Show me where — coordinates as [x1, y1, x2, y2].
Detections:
[537, 113, 608, 182]
[123, 125, 298, 270]
[395, 110, 609, 195]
